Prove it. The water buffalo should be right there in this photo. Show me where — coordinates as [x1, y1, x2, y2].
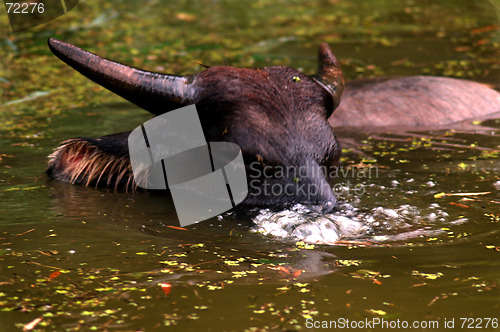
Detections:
[46, 39, 500, 212]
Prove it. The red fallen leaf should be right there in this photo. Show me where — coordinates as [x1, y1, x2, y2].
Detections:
[159, 283, 172, 296]
[471, 25, 498, 34]
[276, 266, 302, 277]
[476, 39, 488, 46]
[166, 225, 189, 231]
[48, 270, 61, 280]
[277, 266, 291, 275]
[454, 46, 471, 52]
[449, 202, 470, 209]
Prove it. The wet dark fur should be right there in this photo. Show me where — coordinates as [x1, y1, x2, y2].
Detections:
[332, 76, 500, 128]
[47, 42, 500, 212]
[47, 66, 340, 209]
[47, 132, 131, 189]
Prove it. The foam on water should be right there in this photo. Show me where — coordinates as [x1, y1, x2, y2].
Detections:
[252, 200, 454, 245]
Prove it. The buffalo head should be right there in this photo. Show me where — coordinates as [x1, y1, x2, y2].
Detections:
[47, 39, 344, 212]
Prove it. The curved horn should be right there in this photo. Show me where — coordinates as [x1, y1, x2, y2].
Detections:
[311, 43, 344, 111]
[48, 38, 196, 115]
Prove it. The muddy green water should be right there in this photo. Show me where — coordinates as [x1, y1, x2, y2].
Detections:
[0, 0, 499, 331]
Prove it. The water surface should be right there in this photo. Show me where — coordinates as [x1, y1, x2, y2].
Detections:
[0, 0, 499, 330]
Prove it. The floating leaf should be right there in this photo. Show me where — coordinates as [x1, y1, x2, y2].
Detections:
[412, 271, 444, 280]
[166, 226, 189, 231]
[22, 317, 43, 331]
[366, 309, 387, 316]
[159, 283, 172, 296]
[48, 270, 61, 281]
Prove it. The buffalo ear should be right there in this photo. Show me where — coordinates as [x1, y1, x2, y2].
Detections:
[310, 43, 344, 113]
